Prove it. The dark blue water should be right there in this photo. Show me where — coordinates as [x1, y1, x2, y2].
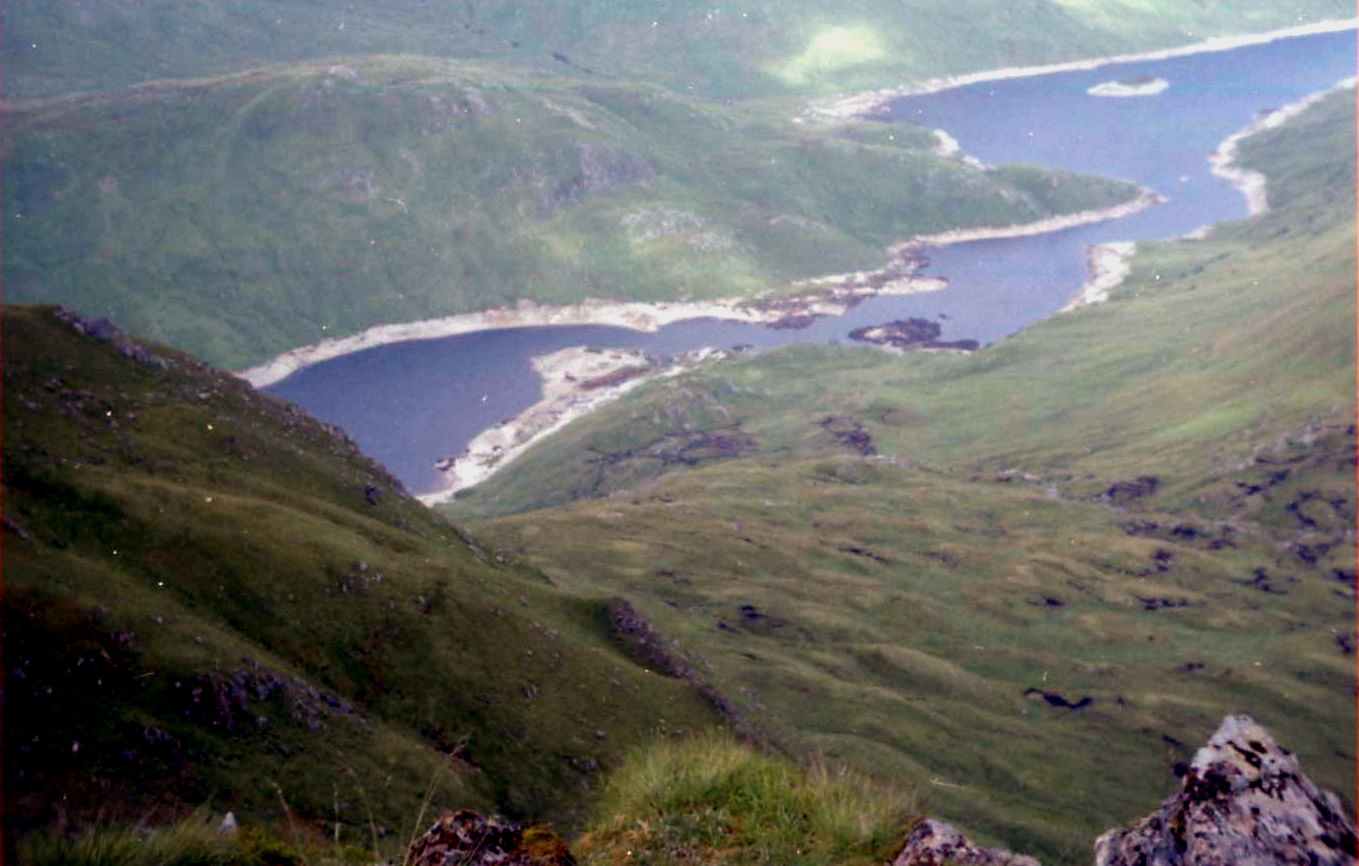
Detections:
[268, 29, 1356, 495]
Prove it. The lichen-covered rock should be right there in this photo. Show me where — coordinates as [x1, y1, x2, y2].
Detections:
[406, 810, 576, 866]
[1095, 715, 1357, 865]
[892, 818, 1042, 866]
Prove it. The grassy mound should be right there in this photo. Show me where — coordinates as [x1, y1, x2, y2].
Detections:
[578, 735, 915, 865]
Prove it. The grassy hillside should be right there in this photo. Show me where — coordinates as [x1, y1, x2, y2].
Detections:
[3, 0, 1350, 99]
[578, 735, 914, 865]
[1, 304, 733, 856]
[449, 90, 1357, 863]
[2, 57, 1138, 368]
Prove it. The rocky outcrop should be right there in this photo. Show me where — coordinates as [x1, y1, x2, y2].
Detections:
[55, 306, 173, 369]
[848, 318, 979, 352]
[892, 819, 1042, 866]
[1095, 715, 1357, 865]
[606, 598, 693, 679]
[406, 810, 576, 866]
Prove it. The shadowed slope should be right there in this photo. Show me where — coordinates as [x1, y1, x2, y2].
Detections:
[1, 305, 729, 851]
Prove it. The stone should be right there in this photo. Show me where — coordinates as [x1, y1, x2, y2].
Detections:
[406, 810, 576, 866]
[892, 818, 1042, 866]
[218, 811, 238, 836]
[1095, 714, 1357, 865]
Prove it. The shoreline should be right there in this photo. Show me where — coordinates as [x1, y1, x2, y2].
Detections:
[1062, 75, 1358, 310]
[1061, 242, 1137, 311]
[891, 187, 1163, 253]
[1207, 76, 1357, 217]
[238, 272, 948, 389]
[807, 18, 1358, 120]
[410, 185, 1155, 498]
[238, 299, 771, 388]
[417, 346, 716, 505]
[237, 184, 1154, 390]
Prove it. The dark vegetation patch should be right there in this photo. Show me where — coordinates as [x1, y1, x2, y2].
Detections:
[1024, 688, 1093, 710]
[588, 424, 758, 471]
[839, 544, 891, 565]
[820, 415, 876, 456]
[1105, 475, 1161, 504]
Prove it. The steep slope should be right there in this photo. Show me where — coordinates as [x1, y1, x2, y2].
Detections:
[452, 90, 1357, 863]
[3, 0, 1350, 99]
[1, 304, 730, 852]
[2, 56, 1139, 368]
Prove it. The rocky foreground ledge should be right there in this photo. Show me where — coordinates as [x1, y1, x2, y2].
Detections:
[1093, 715, 1356, 866]
[893, 714, 1356, 866]
[406, 715, 1355, 865]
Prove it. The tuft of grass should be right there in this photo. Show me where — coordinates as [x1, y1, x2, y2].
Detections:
[578, 735, 915, 865]
[20, 815, 241, 866]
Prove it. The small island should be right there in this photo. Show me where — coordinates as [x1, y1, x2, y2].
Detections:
[848, 318, 980, 351]
[1087, 74, 1169, 97]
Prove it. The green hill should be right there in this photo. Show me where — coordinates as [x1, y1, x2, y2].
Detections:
[4, 0, 1350, 99]
[2, 56, 1139, 368]
[446, 89, 1357, 863]
[1, 303, 737, 854]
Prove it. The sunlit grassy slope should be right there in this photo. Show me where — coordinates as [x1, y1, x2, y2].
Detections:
[451, 90, 1357, 864]
[1, 55, 1139, 369]
[1, 304, 731, 851]
[578, 734, 916, 865]
[3, 0, 1349, 99]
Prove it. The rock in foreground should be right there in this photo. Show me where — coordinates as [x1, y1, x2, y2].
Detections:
[893, 818, 1042, 865]
[1095, 714, 1357, 865]
[407, 810, 576, 866]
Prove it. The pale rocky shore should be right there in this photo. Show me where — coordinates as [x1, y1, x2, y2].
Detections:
[238, 274, 945, 390]
[1062, 242, 1137, 311]
[238, 299, 770, 389]
[1208, 76, 1357, 217]
[1065, 76, 1357, 310]
[806, 18, 1358, 121]
[417, 346, 718, 504]
[893, 188, 1162, 252]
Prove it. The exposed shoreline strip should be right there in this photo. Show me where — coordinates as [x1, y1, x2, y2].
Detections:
[892, 188, 1162, 252]
[417, 347, 715, 505]
[808, 18, 1358, 120]
[1062, 242, 1137, 311]
[238, 187, 1156, 389]
[1208, 76, 1357, 216]
[1064, 76, 1358, 311]
[238, 299, 774, 388]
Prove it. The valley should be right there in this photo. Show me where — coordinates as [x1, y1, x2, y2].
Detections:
[2, 3, 1356, 865]
[447, 86, 1358, 862]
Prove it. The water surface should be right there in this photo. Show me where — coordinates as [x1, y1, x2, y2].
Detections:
[268, 29, 1356, 495]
